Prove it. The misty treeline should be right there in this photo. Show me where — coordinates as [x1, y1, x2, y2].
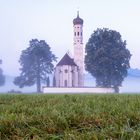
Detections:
[0, 28, 131, 93]
[0, 59, 5, 87]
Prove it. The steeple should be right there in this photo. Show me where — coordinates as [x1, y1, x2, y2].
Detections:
[77, 11, 79, 17]
[73, 12, 84, 87]
[73, 11, 83, 25]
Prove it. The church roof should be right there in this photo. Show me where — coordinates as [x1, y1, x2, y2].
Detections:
[73, 11, 83, 25]
[57, 53, 77, 66]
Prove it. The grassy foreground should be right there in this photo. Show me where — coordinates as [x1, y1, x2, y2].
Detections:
[0, 94, 140, 140]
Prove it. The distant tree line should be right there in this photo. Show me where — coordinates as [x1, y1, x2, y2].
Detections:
[0, 59, 5, 87]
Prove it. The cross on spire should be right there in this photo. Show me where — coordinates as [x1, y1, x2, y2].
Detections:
[77, 11, 79, 17]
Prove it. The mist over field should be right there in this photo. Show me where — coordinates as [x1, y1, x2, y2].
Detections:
[85, 68, 140, 93]
[0, 68, 140, 93]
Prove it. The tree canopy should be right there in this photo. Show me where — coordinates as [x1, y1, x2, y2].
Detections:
[14, 39, 57, 92]
[85, 28, 131, 92]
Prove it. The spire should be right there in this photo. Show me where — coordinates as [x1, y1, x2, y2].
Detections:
[73, 11, 83, 25]
[77, 11, 79, 18]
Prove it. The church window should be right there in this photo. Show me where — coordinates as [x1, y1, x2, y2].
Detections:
[72, 80, 74, 87]
[59, 80, 60, 87]
[64, 80, 67, 87]
[77, 32, 79, 36]
[65, 69, 68, 73]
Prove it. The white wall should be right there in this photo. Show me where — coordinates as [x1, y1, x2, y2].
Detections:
[43, 87, 115, 94]
[55, 65, 79, 87]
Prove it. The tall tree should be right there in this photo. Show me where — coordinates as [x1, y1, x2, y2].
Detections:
[85, 28, 131, 92]
[14, 39, 57, 92]
[0, 59, 5, 86]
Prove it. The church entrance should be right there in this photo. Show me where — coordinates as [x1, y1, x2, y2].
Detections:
[64, 80, 67, 87]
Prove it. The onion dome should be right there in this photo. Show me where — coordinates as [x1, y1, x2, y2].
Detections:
[73, 11, 83, 25]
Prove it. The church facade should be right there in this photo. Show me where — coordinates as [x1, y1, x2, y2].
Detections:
[54, 12, 84, 87]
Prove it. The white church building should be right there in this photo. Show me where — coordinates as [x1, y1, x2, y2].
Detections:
[54, 12, 84, 87]
[43, 12, 115, 93]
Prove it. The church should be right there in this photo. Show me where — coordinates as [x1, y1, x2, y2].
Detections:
[43, 12, 115, 93]
[54, 12, 84, 87]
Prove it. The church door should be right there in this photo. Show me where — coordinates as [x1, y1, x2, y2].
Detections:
[64, 80, 67, 87]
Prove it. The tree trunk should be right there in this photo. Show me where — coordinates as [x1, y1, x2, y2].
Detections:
[36, 61, 41, 93]
[37, 75, 41, 93]
[114, 86, 119, 93]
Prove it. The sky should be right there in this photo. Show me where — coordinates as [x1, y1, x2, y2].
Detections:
[0, 0, 140, 76]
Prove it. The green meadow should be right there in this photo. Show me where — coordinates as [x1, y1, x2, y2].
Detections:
[0, 94, 140, 140]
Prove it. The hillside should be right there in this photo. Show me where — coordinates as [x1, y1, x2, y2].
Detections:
[128, 68, 140, 77]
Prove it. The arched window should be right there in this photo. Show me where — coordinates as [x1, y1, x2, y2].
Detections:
[64, 80, 67, 87]
[65, 69, 68, 73]
[77, 32, 79, 36]
[75, 32, 76, 36]
[59, 80, 60, 87]
[72, 80, 74, 87]
[81, 32, 82, 36]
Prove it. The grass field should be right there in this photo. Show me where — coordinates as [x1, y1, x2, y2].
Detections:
[0, 94, 140, 139]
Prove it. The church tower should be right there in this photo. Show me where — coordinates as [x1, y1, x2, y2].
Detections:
[73, 11, 84, 87]
[53, 12, 84, 88]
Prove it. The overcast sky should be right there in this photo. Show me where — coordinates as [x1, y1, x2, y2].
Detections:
[0, 0, 140, 76]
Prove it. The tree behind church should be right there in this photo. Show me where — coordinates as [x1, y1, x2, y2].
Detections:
[85, 28, 131, 92]
[14, 39, 57, 92]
